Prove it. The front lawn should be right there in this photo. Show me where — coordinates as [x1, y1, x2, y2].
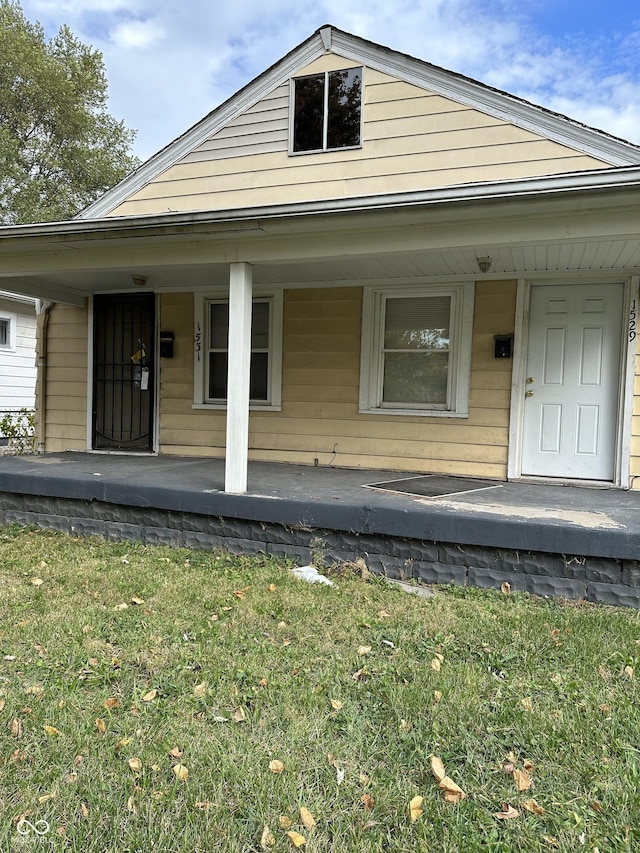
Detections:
[1, 525, 639, 851]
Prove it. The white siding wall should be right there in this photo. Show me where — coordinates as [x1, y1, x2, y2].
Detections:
[0, 296, 37, 412]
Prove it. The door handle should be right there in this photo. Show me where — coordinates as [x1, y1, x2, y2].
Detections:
[525, 390, 534, 397]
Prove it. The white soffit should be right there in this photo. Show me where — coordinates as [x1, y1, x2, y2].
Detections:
[77, 25, 640, 221]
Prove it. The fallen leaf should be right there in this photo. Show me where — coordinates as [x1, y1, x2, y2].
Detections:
[513, 769, 533, 791]
[38, 793, 55, 804]
[351, 668, 367, 681]
[114, 738, 131, 751]
[130, 597, 145, 605]
[213, 715, 229, 723]
[95, 718, 107, 733]
[173, 763, 189, 782]
[430, 657, 442, 672]
[503, 762, 515, 774]
[521, 799, 545, 815]
[9, 749, 27, 762]
[591, 800, 602, 813]
[542, 836, 560, 848]
[142, 689, 157, 702]
[80, 803, 89, 818]
[430, 755, 446, 782]
[408, 795, 423, 822]
[127, 795, 137, 813]
[43, 725, 61, 736]
[501, 581, 511, 595]
[378, 609, 392, 618]
[114, 603, 128, 611]
[232, 706, 246, 723]
[330, 699, 343, 711]
[523, 759, 534, 771]
[259, 678, 268, 687]
[267, 584, 277, 592]
[128, 757, 142, 773]
[439, 777, 466, 802]
[31, 577, 44, 587]
[169, 746, 183, 758]
[269, 760, 285, 774]
[103, 698, 120, 710]
[399, 719, 412, 733]
[624, 665, 634, 679]
[358, 646, 372, 656]
[193, 681, 207, 698]
[286, 830, 306, 848]
[361, 793, 374, 811]
[260, 825, 275, 849]
[279, 815, 292, 829]
[74, 755, 83, 766]
[336, 766, 345, 785]
[300, 807, 316, 828]
[0, 698, 5, 711]
[9, 719, 23, 738]
[195, 801, 211, 810]
[521, 697, 533, 711]
[494, 803, 520, 820]
[433, 690, 443, 703]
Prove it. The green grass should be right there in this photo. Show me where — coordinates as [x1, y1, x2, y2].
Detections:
[1, 524, 639, 852]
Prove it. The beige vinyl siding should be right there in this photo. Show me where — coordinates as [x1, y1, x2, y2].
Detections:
[108, 65, 610, 218]
[159, 282, 516, 478]
[44, 303, 88, 451]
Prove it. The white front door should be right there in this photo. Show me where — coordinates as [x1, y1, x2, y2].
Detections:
[521, 283, 623, 480]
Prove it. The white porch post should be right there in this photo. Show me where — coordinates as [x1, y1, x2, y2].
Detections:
[225, 262, 253, 493]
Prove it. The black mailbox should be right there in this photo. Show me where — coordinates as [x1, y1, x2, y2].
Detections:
[160, 331, 174, 358]
[494, 334, 513, 359]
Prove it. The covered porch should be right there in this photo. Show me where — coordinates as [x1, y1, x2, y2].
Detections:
[1, 451, 640, 607]
[0, 170, 639, 492]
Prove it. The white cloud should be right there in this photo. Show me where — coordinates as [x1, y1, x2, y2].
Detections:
[110, 19, 164, 50]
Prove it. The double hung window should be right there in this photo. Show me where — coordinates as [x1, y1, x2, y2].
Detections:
[359, 284, 474, 416]
[193, 293, 282, 410]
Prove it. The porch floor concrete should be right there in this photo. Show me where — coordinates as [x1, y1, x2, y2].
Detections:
[0, 451, 639, 561]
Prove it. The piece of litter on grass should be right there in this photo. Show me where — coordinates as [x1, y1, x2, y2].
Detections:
[290, 565, 334, 586]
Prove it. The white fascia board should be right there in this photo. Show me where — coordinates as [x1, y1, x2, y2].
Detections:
[77, 32, 329, 221]
[2, 164, 640, 247]
[328, 29, 640, 168]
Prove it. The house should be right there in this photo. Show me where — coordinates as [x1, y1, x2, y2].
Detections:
[0, 290, 36, 426]
[0, 25, 639, 493]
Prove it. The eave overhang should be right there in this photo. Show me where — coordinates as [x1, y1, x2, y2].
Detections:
[0, 167, 639, 305]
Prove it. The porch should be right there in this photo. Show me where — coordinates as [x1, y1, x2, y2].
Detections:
[1, 452, 640, 607]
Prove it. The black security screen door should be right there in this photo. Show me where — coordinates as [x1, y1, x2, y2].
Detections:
[93, 293, 155, 451]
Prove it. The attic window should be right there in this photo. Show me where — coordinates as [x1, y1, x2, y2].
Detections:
[292, 67, 362, 153]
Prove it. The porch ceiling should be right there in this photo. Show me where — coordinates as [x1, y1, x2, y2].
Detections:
[0, 176, 639, 304]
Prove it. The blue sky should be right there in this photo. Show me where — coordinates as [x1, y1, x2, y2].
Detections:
[20, 0, 640, 161]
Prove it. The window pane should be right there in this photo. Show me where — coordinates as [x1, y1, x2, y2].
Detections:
[327, 68, 361, 149]
[0, 319, 8, 347]
[208, 351, 228, 399]
[383, 352, 449, 405]
[384, 296, 450, 350]
[293, 74, 324, 152]
[251, 302, 270, 348]
[209, 303, 229, 349]
[250, 352, 269, 400]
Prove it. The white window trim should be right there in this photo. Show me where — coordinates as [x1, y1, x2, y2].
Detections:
[288, 66, 364, 156]
[193, 290, 283, 411]
[359, 283, 474, 417]
[0, 312, 16, 351]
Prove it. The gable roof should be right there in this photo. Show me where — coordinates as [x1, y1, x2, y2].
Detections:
[78, 24, 640, 220]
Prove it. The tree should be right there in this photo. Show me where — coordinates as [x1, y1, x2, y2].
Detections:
[0, 0, 140, 224]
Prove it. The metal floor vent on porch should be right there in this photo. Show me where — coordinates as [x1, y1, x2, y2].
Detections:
[363, 475, 504, 499]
